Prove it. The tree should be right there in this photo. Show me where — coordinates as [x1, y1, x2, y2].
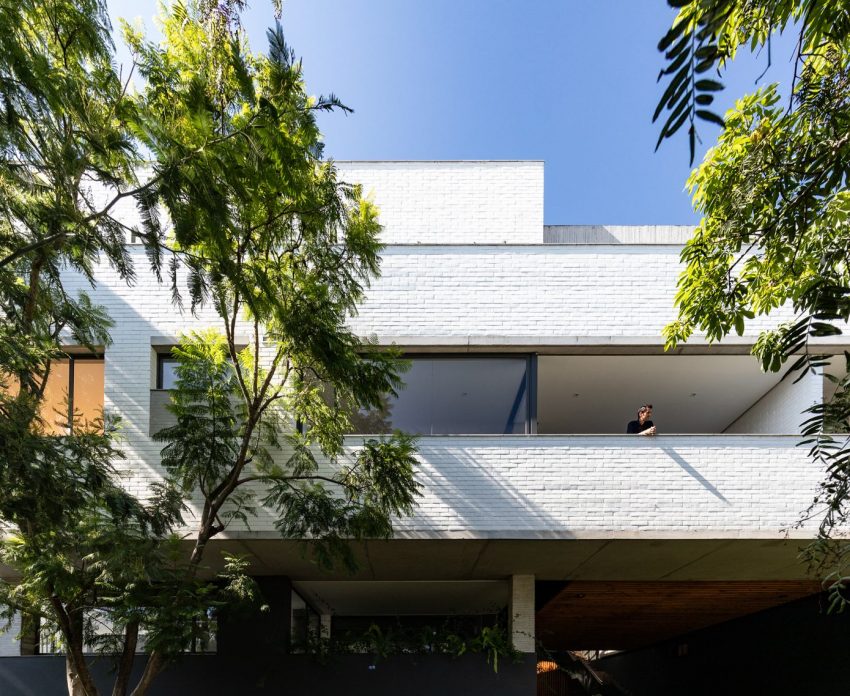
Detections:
[0, 1, 420, 694]
[121, 4, 421, 689]
[655, 1, 850, 603]
[0, 2, 192, 693]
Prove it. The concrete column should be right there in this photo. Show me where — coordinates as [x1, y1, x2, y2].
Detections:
[509, 574, 535, 653]
[320, 613, 332, 639]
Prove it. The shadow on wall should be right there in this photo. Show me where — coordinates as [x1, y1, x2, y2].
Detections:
[395, 435, 809, 540]
[61, 255, 230, 521]
[661, 448, 729, 504]
[399, 442, 569, 538]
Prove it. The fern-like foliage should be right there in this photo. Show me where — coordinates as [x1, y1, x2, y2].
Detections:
[655, 0, 850, 163]
[658, 0, 850, 607]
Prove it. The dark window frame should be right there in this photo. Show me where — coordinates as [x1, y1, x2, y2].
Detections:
[156, 353, 179, 390]
[155, 349, 242, 390]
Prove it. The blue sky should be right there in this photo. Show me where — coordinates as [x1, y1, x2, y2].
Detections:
[108, 1, 796, 224]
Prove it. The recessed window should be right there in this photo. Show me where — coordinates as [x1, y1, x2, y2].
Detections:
[155, 352, 239, 390]
[157, 355, 179, 390]
[350, 356, 531, 435]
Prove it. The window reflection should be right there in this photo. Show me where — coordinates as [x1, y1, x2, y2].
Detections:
[350, 357, 530, 435]
[157, 356, 179, 390]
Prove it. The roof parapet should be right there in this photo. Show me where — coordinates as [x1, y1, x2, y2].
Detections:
[544, 225, 694, 245]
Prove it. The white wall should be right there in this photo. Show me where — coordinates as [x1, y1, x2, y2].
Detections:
[337, 161, 544, 244]
[55, 240, 809, 531]
[385, 435, 820, 539]
[50, 162, 816, 540]
[109, 162, 543, 246]
[0, 613, 20, 657]
[349, 244, 795, 342]
[724, 370, 822, 434]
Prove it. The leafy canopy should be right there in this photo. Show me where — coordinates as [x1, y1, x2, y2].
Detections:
[121, 2, 422, 690]
[0, 0, 419, 694]
[656, 0, 850, 603]
[125, 0, 422, 574]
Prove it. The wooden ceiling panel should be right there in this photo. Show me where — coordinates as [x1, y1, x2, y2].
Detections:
[536, 580, 821, 650]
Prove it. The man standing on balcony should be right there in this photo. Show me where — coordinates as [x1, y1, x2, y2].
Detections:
[627, 404, 656, 436]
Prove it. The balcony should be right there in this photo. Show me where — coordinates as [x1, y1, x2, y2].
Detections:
[147, 352, 827, 551]
[218, 433, 819, 583]
[344, 353, 826, 436]
[342, 433, 820, 541]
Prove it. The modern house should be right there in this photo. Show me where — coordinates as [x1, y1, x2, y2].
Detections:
[1, 161, 846, 695]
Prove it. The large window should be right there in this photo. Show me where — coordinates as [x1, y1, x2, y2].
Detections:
[39, 355, 104, 434]
[36, 608, 216, 655]
[351, 356, 532, 435]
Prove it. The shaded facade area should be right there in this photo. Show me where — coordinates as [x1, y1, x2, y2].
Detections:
[536, 580, 820, 650]
[0, 653, 536, 696]
[341, 353, 826, 437]
[594, 593, 849, 696]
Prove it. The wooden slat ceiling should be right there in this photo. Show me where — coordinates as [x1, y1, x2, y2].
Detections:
[536, 580, 821, 651]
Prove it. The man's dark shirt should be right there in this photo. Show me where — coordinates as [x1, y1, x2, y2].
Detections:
[626, 419, 654, 434]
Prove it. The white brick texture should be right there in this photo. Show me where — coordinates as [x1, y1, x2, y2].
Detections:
[51, 163, 819, 541]
[350, 245, 794, 341]
[0, 613, 20, 657]
[725, 370, 822, 434]
[61, 247, 816, 538]
[367, 435, 820, 539]
[336, 161, 544, 244]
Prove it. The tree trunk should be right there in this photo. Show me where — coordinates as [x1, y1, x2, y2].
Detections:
[128, 651, 163, 696]
[65, 648, 98, 696]
[55, 603, 99, 696]
[111, 619, 139, 696]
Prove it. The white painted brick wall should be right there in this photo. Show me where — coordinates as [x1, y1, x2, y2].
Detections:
[59, 253, 249, 507]
[57, 244, 814, 537]
[378, 435, 820, 539]
[336, 161, 544, 244]
[351, 245, 795, 341]
[50, 161, 819, 540]
[0, 613, 20, 657]
[107, 162, 544, 246]
[85, 245, 794, 352]
[725, 370, 822, 434]
[48, 245, 827, 538]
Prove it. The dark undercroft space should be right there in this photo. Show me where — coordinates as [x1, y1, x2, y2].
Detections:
[0, 653, 536, 696]
[594, 594, 850, 696]
[1, 593, 847, 695]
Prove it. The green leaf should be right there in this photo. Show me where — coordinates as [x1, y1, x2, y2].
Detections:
[658, 21, 688, 52]
[695, 109, 725, 127]
[694, 79, 724, 92]
[734, 314, 745, 336]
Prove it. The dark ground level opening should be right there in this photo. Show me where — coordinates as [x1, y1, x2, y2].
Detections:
[535, 589, 848, 696]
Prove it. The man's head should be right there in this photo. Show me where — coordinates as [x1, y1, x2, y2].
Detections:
[637, 404, 653, 424]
